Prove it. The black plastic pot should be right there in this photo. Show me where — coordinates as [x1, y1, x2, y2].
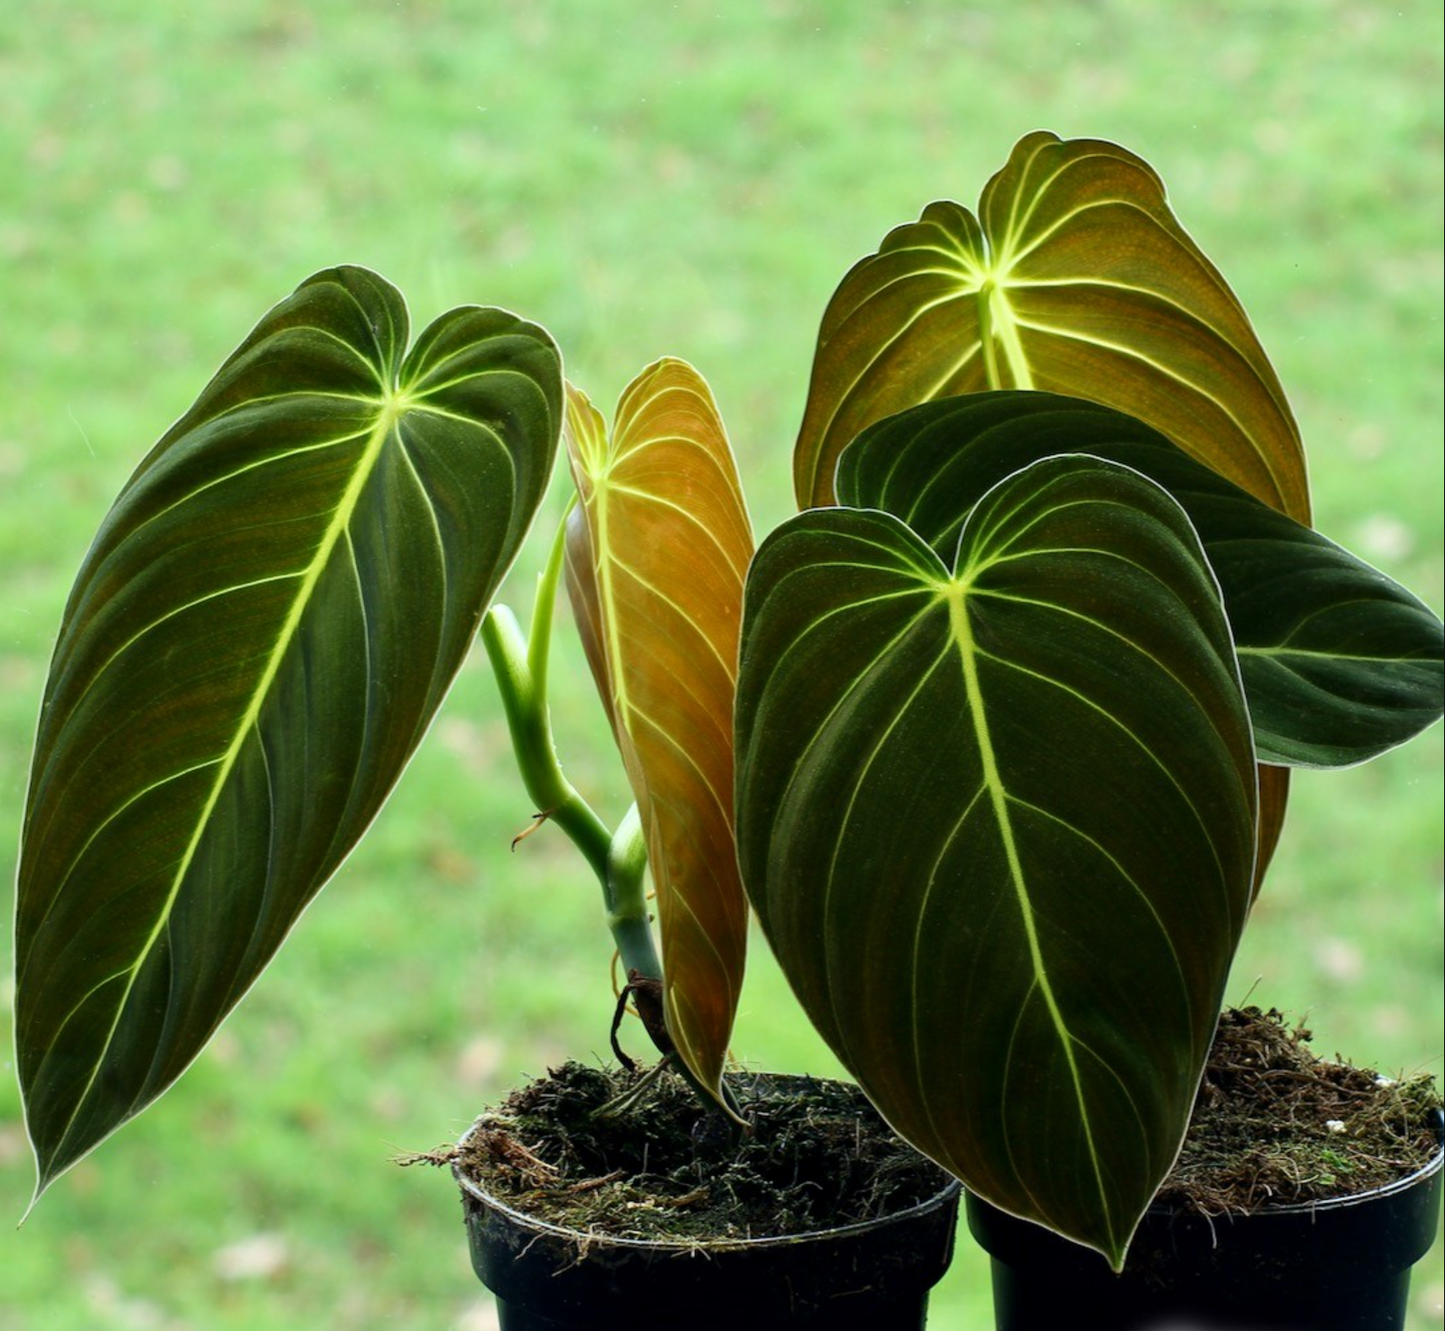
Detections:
[967, 1137, 1444, 1331]
[453, 1075, 961, 1330]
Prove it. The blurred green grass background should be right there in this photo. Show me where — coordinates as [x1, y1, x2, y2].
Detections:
[1, 2, 1440, 1327]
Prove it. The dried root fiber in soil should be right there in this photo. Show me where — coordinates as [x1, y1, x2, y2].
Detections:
[1157, 1006, 1442, 1215]
[427, 1062, 948, 1244]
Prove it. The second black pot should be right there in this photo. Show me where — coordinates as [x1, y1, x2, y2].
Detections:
[967, 1138, 1444, 1331]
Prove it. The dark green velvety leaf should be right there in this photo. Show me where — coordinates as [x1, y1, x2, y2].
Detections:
[736, 454, 1257, 1267]
[16, 267, 562, 1198]
[838, 392, 1444, 767]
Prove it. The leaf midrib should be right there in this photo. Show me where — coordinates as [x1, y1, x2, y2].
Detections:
[943, 581, 1110, 1237]
[587, 471, 633, 725]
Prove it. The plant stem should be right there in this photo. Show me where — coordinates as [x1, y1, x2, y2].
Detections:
[479, 512, 664, 990]
[604, 802, 657, 978]
[480, 509, 742, 1127]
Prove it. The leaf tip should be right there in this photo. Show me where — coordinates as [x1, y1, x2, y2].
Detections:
[18, 1163, 54, 1228]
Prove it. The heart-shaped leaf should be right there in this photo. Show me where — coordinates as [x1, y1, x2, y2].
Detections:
[563, 360, 754, 1099]
[736, 454, 1257, 1267]
[16, 267, 562, 1197]
[793, 130, 1308, 526]
[838, 392, 1445, 768]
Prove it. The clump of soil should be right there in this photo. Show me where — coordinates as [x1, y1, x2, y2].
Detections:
[424, 1063, 948, 1243]
[1157, 1006, 1443, 1215]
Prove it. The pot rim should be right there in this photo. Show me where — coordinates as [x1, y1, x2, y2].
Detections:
[453, 1155, 962, 1253]
[451, 1068, 963, 1255]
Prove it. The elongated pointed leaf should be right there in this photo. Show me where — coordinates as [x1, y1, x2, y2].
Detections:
[563, 360, 754, 1098]
[794, 130, 1308, 526]
[16, 267, 562, 1196]
[838, 392, 1444, 767]
[736, 454, 1257, 1267]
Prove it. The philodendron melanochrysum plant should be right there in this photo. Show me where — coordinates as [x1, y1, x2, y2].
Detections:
[15, 131, 1444, 1268]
